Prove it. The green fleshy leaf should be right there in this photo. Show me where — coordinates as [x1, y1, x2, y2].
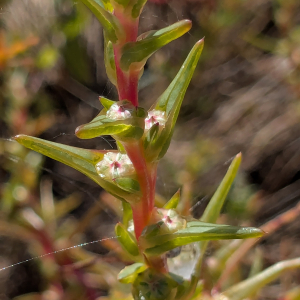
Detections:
[75, 114, 144, 141]
[141, 221, 167, 239]
[120, 20, 192, 71]
[201, 153, 242, 223]
[115, 222, 139, 256]
[104, 37, 117, 85]
[154, 39, 204, 114]
[131, 0, 147, 18]
[163, 189, 180, 209]
[143, 123, 159, 150]
[80, 0, 121, 43]
[186, 153, 244, 295]
[144, 222, 264, 256]
[146, 39, 204, 161]
[14, 134, 104, 174]
[14, 135, 134, 202]
[76, 102, 145, 141]
[118, 263, 147, 284]
[122, 201, 132, 228]
[99, 96, 115, 110]
[115, 177, 140, 193]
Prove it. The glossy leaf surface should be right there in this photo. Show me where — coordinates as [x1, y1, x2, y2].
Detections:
[146, 39, 204, 161]
[75, 113, 144, 141]
[120, 20, 192, 71]
[14, 135, 134, 201]
[144, 222, 263, 256]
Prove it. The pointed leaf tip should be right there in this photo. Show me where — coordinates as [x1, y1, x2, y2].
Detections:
[14, 134, 135, 202]
[79, 0, 121, 43]
[120, 20, 192, 71]
[144, 223, 264, 256]
[14, 134, 24, 141]
[146, 39, 204, 161]
[164, 189, 181, 209]
[201, 153, 242, 224]
[197, 37, 205, 44]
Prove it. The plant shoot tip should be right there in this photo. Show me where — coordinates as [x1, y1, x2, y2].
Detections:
[74, 126, 81, 136]
[13, 134, 23, 140]
[197, 37, 205, 44]
[236, 152, 242, 158]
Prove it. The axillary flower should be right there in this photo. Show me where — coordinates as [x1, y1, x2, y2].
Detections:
[106, 100, 135, 120]
[95, 152, 135, 180]
[145, 110, 166, 131]
[158, 209, 186, 233]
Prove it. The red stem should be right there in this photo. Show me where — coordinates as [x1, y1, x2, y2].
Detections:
[112, 8, 156, 237]
[127, 68, 139, 106]
[124, 143, 167, 273]
[113, 8, 139, 106]
[131, 201, 149, 240]
[124, 141, 157, 239]
[111, 9, 168, 273]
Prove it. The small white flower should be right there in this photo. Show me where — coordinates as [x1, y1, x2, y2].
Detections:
[158, 208, 186, 232]
[145, 110, 166, 130]
[106, 101, 135, 120]
[96, 152, 135, 179]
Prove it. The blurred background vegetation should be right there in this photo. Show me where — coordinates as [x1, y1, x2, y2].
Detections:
[0, 0, 300, 299]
